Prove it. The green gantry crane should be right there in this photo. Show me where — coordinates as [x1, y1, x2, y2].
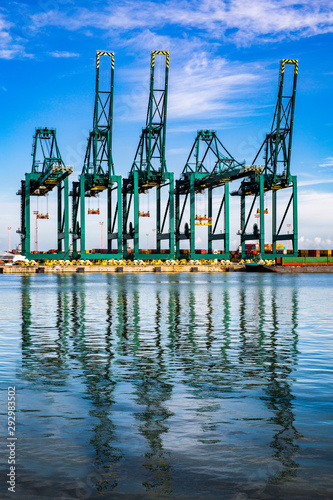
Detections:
[71, 51, 122, 260]
[17, 127, 73, 259]
[232, 59, 298, 259]
[122, 51, 174, 260]
[176, 130, 246, 260]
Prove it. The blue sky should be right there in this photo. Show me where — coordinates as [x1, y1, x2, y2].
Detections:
[0, 0, 332, 251]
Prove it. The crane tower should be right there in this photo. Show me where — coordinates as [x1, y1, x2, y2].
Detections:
[17, 127, 72, 259]
[232, 59, 298, 258]
[122, 51, 174, 260]
[71, 51, 122, 259]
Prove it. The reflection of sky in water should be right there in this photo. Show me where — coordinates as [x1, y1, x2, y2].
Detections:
[0, 273, 332, 499]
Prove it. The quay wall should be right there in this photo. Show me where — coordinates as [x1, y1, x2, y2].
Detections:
[0, 264, 245, 274]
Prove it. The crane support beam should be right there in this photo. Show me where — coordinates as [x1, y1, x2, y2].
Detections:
[272, 176, 298, 256]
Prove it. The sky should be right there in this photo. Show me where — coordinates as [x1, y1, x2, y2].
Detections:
[0, 0, 332, 251]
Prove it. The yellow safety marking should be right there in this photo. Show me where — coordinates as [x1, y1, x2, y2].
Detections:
[281, 59, 298, 74]
[151, 50, 169, 68]
[97, 51, 114, 56]
[96, 51, 115, 70]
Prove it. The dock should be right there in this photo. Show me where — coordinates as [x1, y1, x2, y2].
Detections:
[0, 264, 245, 274]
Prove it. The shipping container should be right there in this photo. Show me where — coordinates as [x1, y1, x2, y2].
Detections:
[299, 250, 308, 257]
[308, 250, 320, 257]
[282, 256, 305, 265]
[305, 257, 328, 264]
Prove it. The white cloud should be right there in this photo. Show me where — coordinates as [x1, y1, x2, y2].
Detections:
[297, 188, 333, 247]
[2, 1, 332, 58]
[29, 0, 333, 47]
[299, 236, 333, 249]
[168, 148, 190, 155]
[48, 51, 80, 58]
[116, 34, 271, 124]
[298, 178, 333, 186]
[0, 13, 32, 59]
[168, 53, 267, 120]
[0, 14, 12, 43]
[319, 157, 333, 168]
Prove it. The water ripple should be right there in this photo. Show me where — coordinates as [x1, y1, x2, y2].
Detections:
[0, 273, 332, 499]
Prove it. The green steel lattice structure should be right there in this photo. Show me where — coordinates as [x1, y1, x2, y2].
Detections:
[17, 127, 72, 259]
[122, 50, 174, 260]
[175, 130, 246, 260]
[16, 56, 299, 262]
[232, 59, 298, 259]
[71, 51, 122, 260]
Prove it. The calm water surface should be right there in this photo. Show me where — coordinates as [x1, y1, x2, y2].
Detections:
[0, 273, 332, 499]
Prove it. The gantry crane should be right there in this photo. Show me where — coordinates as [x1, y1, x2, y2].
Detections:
[122, 51, 174, 259]
[17, 127, 72, 259]
[71, 51, 122, 259]
[232, 59, 298, 258]
[176, 130, 247, 259]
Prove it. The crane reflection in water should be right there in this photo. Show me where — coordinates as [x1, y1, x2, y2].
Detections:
[18, 273, 301, 498]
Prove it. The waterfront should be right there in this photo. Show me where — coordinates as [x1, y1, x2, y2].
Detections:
[0, 273, 333, 499]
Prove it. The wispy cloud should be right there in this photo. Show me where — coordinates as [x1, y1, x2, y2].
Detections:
[0, 13, 31, 59]
[2, 1, 332, 58]
[29, 0, 333, 47]
[298, 178, 333, 186]
[169, 54, 268, 120]
[319, 157, 333, 168]
[168, 147, 190, 155]
[48, 51, 80, 58]
[116, 30, 271, 124]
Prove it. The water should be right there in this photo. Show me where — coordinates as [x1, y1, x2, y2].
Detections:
[0, 273, 333, 499]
